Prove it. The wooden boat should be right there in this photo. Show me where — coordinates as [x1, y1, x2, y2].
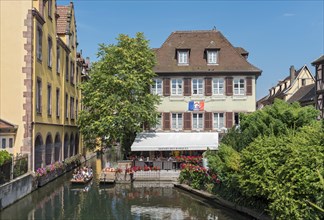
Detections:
[71, 175, 93, 184]
[99, 167, 117, 184]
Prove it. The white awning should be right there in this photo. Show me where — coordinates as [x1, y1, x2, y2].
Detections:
[131, 132, 218, 151]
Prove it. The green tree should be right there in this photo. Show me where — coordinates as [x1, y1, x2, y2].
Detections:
[78, 33, 160, 152]
[238, 122, 324, 219]
[222, 99, 319, 151]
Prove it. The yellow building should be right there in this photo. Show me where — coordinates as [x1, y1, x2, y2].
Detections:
[0, 0, 88, 171]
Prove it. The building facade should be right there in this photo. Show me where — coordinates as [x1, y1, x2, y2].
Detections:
[152, 30, 262, 132]
[312, 55, 324, 118]
[257, 65, 315, 109]
[131, 30, 262, 156]
[0, 0, 88, 171]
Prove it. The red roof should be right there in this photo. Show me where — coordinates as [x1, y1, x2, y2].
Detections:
[154, 30, 261, 74]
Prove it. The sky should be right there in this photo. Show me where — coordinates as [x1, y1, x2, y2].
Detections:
[58, 0, 324, 100]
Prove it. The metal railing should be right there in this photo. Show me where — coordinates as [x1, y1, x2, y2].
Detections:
[0, 154, 28, 185]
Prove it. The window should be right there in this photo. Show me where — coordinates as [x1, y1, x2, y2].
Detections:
[171, 113, 183, 130]
[193, 113, 203, 129]
[192, 78, 204, 95]
[151, 79, 162, 95]
[321, 65, 324, 82]
[178, 50, 189, 65]
[47, 84, 52, 116]
[171, 79, 183, 95]
[70, 61, 74, 84]
[70, 97, 75, 119]
[36, 78, 42, 114]
[36, 27, 42, 61]
[233, 78, 245, 95]
[234, 113, 240, 125]
[207, 50, 218, 64]
[153, 113, 162, 130]
[48, 0, 52, 18]
[65, 94, 68, 119]
[56, 46, 60, 73]
[1, 139, 5, 149]
[76, 99, 78, 119]
[213, 113, 224, 129]
[9, 138, 13, 148]
[301, 79, 306, 86]
[71, 31, 75, 48]
[56, 88, 60, 117]
[65, 55, 69, 82]
[48, 37, 52, 68]
[212, 78, 224, 95]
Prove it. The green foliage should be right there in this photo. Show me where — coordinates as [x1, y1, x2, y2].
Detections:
[238, 122, 324, 219]
[78, 33, 160, 150]
[222, 99, 319, 151]
[206, 144, 240, 184]
[0, 150, 11, 165]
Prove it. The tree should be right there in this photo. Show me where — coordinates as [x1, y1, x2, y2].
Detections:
[222, 99, 319, 151]
[78, 33, 160, 152]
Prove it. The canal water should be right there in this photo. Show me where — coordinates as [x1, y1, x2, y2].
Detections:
[1, 153, 251, 220]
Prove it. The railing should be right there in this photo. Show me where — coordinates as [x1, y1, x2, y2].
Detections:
[0, 154, 28, 185]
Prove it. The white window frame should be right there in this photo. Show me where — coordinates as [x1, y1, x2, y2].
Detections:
[207, 50, 218, 64]
[171, 113, 183, 130]
[233, 78, 245, 95]
[151, 79, 162, 95]
[213, 113, 224, 130]
[192, 113, 203, 130]
[171, 79, 183, 96]
[212, 78, 224, 95]
[178, 50, 189, 65]
[192, 78, 204, 95]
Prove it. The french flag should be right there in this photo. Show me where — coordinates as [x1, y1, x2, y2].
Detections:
[188, 101, 204, 111]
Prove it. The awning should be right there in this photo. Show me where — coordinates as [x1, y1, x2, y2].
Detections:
[131, 132, 218, 151]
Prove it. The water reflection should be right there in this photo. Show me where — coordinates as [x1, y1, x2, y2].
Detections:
[1, 153, 251, 220]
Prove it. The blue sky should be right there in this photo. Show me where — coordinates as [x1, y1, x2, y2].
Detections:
[58, 0, 324, 100]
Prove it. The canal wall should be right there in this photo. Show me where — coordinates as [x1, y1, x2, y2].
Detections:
[174, 183, 271, 220]
[0, 173, 34, 210]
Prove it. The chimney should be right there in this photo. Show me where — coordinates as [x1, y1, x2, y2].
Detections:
[290, 65, 295, 85]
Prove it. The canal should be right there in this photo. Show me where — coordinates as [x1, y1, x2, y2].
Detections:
[1, 153, 251, 220]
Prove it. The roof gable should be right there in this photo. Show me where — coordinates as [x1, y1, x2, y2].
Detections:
[154, 30, 261, 74]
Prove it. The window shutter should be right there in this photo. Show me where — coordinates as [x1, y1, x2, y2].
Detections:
[163, 112, 170, 130]
[184, 112, 191, 130]
[184, 78, 191, 96]
[225, 77, 233, 96]
[205, 78, 212, 96]
[163, 78, 170, 96]
[246, 77, 252, 96]
[226, 112, 233, 129]
[204, 112, 212, 130]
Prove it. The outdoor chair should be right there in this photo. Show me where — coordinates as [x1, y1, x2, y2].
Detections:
[163, 161, 173, 170]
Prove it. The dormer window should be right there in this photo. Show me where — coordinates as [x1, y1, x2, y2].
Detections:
[207, 50, 218, 64]
[177, 50, 189, 65]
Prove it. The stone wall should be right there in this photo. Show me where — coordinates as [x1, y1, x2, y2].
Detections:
[0, 173, 33, 210]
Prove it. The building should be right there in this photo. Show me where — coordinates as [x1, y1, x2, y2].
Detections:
[0, 119, 18, 155]
[131, 30, 262, 157]
[312, 55, 324, 118]
[257, 65, 315, 109]
[0, 0, 88, 171]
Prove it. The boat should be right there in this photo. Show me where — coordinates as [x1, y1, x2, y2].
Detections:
[71, 167, 93, 184]
[99, 167, 118, 184]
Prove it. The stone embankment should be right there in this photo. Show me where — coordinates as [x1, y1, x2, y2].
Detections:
[174, 183, 271, 220]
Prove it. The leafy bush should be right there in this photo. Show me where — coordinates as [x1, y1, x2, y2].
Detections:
[238, 122, 324, 219]
[0, 150, 11, 165]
